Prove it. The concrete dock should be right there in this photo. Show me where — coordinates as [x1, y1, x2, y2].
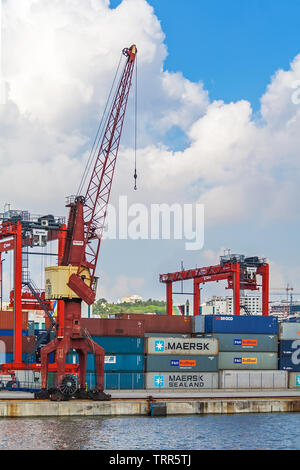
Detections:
[0, 390, 300, 417]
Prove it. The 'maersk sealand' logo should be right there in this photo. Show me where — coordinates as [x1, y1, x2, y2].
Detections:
[154, 340, 165, 352]
[154, 376, 164, 387]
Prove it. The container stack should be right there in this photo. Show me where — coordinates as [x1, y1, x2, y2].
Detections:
[68, 318, 145, 390]
[192, 315, 286, 389]
[278, 321, 300, 389]
[144, 336, 219, 390]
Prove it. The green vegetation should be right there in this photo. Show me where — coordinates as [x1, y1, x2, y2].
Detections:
[93, 298, 166, 317]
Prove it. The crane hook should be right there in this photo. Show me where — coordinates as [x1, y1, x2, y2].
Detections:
[134, 169, 137, 191]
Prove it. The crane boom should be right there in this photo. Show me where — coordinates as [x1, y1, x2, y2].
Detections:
[65, 45, 137, 305]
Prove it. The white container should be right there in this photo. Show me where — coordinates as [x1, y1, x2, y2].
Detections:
[146, 337, 218, 356]
[145, 372, 219, 389]
[288, 372, 300, 388]
[219, 370, 288, 389]
[280, 322, 300, 340]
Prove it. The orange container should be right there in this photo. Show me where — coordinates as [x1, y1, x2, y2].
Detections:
[0, 311, 28, 330]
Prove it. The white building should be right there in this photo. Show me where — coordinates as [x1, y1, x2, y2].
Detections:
[121, 294, 142, 304]
[227, 295, 262, 315]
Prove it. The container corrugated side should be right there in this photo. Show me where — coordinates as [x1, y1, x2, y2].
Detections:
[81, 318, 145, 337]
[191, 316, 205, 334]
[85, 372, 144, 390]
[279, 339, 300, 357]
[144, 333, 191, 338]
[218, 352, 278, 370]
[219, 370, 288, 389]
[278, 356, 300, 372]
[146, 355, 218, 372]
[145, 372, 218, 389]
[66, 352, 144, 372]
[115, 314, 192, 334]
[288, 372, 300, 388]
[204, 333, 278, 352]
[0, 336, 36, 354]
[204, 315, 278, 334]
[0, 311, 28, 330]
[91, 336, 144, 354]
[146, 337, 218, 355]
[280, 323, 300, 340]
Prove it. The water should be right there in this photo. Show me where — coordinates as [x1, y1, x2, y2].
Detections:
[0, 413, 299, 450]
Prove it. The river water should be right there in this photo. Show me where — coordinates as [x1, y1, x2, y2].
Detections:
[0, 413, 299, 450]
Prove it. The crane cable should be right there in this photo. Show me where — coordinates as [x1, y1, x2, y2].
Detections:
[134, 56, 138, 190]
[77, 52, 125, 198]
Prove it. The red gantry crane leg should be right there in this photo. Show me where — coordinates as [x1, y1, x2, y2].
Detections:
[36, 45, 137, 401]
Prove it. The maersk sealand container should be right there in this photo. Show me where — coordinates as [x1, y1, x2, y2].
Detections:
[200, 315, 278, 335]
[278, 339, 300, 371]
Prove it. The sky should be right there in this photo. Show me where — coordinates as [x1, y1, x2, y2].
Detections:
[1, 0, 300, 307]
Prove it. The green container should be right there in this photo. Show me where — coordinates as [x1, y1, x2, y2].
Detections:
[204, 333, 278, 352]
[218, 352, 278, 370]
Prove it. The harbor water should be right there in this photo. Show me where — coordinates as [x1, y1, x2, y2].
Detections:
[0, 414, 299, 450]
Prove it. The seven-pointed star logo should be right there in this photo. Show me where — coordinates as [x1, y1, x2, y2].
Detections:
[154, 340, 165, 352]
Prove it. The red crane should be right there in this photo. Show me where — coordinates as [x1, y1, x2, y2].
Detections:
[36, 44, 137, 401]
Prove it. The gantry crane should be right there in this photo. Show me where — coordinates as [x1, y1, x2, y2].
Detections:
[35, 44, 137, 401]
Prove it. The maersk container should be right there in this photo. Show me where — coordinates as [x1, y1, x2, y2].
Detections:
[202, 315, 278, 334]
[67, 352, 144, 372]
[91, 336, 144, 354]
[145, 372, 219, 389]
[146, 337, 218, 356]
[219, 370, 288, 389]
[279, 339, 300, 357]
[146, 355, 218, 372]
[288, 372, 300, 388]
[278, 356, 300, 372]
[85, 372, 144, 390]
[218, 352, 278, 370]
[279, 322, 300, 340]
[204, 333, 278, 352]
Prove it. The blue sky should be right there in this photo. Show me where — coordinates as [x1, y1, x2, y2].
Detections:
[111, 0, 300, 111]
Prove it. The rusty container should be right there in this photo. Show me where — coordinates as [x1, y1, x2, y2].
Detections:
[81, 318, 145, 337]
[0, 311, 28, 330]
[115, 314, 192, 334]
[0, 335, 36, 354]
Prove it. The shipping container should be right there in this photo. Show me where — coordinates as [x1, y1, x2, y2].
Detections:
[91, 336, 144, 354]
[0, 335, 36, 354]
[146, 337, 218, 356]
[144, 372, 218, 389]
[81, 318, 144, 337]
[219, 370, 288, 389]
[0, 311, 28, 330]
[279, 322, 300, 340]
[288, 372, 300, 388]
[201, 315, 278, 334]
[146, 355, 218, 372]
[218, 352, 278, 370]
[204, 333, 278, 352]
[0, 330, 28, 337]
[144, 333, 191, 338]
[191, 316, 205, 334]
[85, 372, 144, 390]
[279, 339, 300, 357]
[116, 314, 192, 334]
[278, 356, 300, 372]
[67, 351, 144, 372]
[0, 353, 34, 364]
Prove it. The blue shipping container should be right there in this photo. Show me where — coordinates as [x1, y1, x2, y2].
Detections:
[0, 353, 34, 364]
[203, 315, 278, 334]
[91, 336, 144, 354]
[279, 356, 300, 372]
[279, 339, 300, 357]
[0, 330, 28, 337]
[66, 352, 144, 372]
[85, 372, 144, 390]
